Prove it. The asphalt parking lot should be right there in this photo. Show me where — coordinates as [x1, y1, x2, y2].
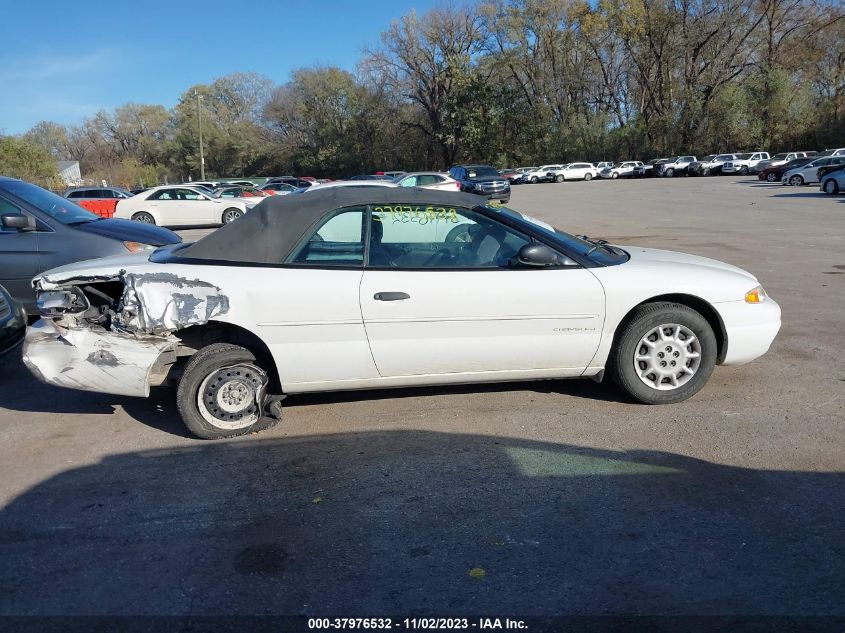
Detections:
[1, 176, 843, 617]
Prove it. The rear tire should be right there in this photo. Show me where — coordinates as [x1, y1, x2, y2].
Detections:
[177, 343, 280, 440]
[608, 302, 717, 405]
[766, 172, 777, 182]
[131, 212, 155, 224]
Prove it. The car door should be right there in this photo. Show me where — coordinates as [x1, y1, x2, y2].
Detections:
[177, 188, 218, 225]
[359, 204, 605, 378]
[273, 205, 379, 387]
[0, 195, 42, 307]
[144, 188, 180, 224]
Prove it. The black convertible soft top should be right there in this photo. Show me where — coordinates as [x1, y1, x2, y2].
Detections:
[177, 187, 488, 264]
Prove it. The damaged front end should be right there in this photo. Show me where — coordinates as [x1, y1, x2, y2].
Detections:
[23, 269, 230, 398]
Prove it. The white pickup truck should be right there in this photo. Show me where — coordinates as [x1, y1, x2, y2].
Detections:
[722, 152, 771, 175]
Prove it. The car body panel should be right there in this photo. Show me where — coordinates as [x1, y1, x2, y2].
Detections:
[359, 268, 605, 377]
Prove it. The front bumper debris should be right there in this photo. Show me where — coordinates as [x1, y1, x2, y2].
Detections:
[23, 319, 178, 397]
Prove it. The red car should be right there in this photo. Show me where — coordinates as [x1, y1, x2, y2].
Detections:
[62, 187, 134, 218]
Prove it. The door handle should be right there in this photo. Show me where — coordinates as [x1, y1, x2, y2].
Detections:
[374, 292, 410, 301]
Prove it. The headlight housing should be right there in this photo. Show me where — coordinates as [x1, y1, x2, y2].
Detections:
[124, 241, 156, 253]
[745, 286, 768, 303]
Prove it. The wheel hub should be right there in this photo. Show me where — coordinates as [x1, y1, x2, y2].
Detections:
[633, 324, 701, 391]
[197, 364, 268, 429]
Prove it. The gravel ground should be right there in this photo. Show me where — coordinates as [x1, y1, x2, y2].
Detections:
[0, 175, 842, 617]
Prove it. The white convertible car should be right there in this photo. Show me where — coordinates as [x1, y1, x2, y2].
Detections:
[22, 189, 780, 439]
[115, 185, 254, 227]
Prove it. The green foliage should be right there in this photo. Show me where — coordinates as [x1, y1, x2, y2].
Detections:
[0, 136, 58, 186]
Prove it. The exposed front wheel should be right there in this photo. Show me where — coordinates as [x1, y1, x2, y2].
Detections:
[823, 179, 839, 195]
[176, 343, 280, 439]
[555, 174, 564, 183]
[131, 212, 155, 224]
[222, 208, 243, 224]
[530, 176, 538, 184]
[611, 172, 619, 179]
[665, 168, 674, 177]
[789, 175, 804, 186]
[740, 166, 749, 175]
[609, 302, 716, 404]
[584, 173, 592, 181]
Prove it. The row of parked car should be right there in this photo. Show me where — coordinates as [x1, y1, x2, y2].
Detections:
[494, 147, 845, 193]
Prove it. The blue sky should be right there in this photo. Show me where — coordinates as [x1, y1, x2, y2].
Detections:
[0, 0, 444, 134]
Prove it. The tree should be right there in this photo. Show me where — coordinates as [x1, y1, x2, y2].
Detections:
[0, 136, 58, 186]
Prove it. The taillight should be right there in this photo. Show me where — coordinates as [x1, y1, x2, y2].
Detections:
[455, 182, 461, 190]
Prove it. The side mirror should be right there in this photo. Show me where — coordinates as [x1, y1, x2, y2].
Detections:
[1, 214, 35, 231]
[514, 243, 563, 267]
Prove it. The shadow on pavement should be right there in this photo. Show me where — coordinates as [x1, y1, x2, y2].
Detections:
[0, 430, 842, 616]
[0, 354, 633, 439]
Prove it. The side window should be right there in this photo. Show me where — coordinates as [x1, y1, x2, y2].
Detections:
[400, 176, 417, 187]
[287, 208, 365, 266]
[148, 189, 172, 201]
[369, 205, 532, 269]
[179, 189, 203, 200]
[67, 190, 82, 198]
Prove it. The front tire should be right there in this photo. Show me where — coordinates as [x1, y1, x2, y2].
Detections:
[665, 168, 674, 178]
[222, 208, 243, 224]
[823, 179, 839, 195]
[608, 302, 717, 404]
[177, 343, 280, 439]
[530, 176, 538, 184]
[740, 166, 749, 175]
[555, 174, 564, 183]
[131, 212, 156, 224]
[611, 172, 619, 179]
[584, 173, 592, 181]
[789, 175, 804, 186]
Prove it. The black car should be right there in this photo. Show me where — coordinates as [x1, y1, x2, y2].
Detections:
[266, 176, 313, 188]
[0, 283, 26, 358]
[815, 158, 845, 182]
[0, 177, 181, 314]
[448, 165, 511, 203]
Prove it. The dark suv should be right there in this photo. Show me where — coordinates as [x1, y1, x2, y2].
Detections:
[448, 165, 510, 203]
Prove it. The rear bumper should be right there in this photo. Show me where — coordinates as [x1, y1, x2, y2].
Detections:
[22, 319, 177, 397]
[715, 299, 781, 366]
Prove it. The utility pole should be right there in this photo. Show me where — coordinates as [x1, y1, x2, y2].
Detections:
[195, 89, 205, 180]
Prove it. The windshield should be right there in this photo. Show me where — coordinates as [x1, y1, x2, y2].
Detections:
[2, 180, 99, 224]
[486, 205, 628, 266]
[466, 166, 499, 178]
